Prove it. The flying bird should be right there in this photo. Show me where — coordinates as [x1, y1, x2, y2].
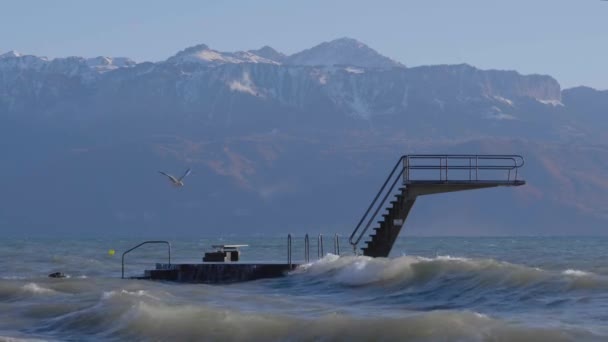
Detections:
[159, 168, 191, 187]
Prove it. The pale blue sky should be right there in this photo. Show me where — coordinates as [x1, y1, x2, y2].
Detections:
[1, 0, 606, 89]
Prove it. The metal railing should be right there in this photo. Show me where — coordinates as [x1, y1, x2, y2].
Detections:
[121, 240, 171, 279]
[287, 233, 342, 265]
[403, 155, 524, 183]
[349, 154, 525, 252]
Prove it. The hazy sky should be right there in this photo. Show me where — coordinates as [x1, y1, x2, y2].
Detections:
[1, 0, 606, 89]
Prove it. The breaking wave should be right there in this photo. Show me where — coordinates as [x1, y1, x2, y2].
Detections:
[2, 252, 608, 341]
[20, 283, 57, 295]
[25, 290, 602, 341]
[285, 254, 608, 315]
[295, 254, 605, 290]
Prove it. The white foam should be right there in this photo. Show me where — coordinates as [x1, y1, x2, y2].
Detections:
[433, 255, 470, 262]
[562, 269, 591, 277]
[102, 289, 159, 301]
[0, 335, 48, 342]
[21, 283, 56, 295]
[295, 253, 556, 289]
[297, 255, 419, 286]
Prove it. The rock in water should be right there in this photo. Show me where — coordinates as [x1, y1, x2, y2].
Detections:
[48, 272, 66, 278]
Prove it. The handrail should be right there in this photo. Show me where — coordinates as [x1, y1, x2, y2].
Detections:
[121, 240, 171, 279]
[403, 154, 524, 182]
[349, 154, 525, 253]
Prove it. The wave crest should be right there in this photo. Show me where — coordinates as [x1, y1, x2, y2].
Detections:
[294, 255, 608, 292]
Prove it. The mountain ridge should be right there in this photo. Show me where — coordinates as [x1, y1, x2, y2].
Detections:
[1, 39, 607, 235]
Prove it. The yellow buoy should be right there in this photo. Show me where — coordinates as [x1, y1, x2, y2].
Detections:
[108, 249, 115, 256]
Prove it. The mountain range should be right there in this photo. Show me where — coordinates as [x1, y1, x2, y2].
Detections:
[1, 37, 607, 237]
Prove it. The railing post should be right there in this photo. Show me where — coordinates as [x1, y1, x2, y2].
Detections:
[469, 157, 472, 181]
[407, 156, 410, 182]
[445, 156, 448, 181]
[287, 234, 292, 266]
[317, 234, 324, 259]
[476, 155, 479, 181]
[304, 234, 310, 263]
[334, 234, 340, 255]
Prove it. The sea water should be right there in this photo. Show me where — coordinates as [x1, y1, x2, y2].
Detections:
[1, 236, 608, 341]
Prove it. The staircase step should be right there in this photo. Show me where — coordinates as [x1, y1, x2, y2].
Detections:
[356, 182, 415, 258]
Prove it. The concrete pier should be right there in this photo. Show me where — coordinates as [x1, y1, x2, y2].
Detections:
[143, 263, 299, 284]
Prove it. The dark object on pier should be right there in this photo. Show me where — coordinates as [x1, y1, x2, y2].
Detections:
[202, 245, 247, 262]
[48, 272, 66, 278]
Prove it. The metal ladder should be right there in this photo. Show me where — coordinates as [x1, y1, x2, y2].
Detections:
[287, 233, 341, 266]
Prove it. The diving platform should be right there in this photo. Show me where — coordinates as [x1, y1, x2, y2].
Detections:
[120, 154, 525, 284]
[350, 155, 525, 257]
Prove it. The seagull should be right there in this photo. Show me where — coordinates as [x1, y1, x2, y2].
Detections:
[159, 168, 191, 187]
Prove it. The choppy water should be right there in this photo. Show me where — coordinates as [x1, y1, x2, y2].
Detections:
[2, 236, 608, 341]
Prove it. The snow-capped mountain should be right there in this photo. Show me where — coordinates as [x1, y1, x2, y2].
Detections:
[0, 43, 564, 123]
[0, 50, 22, 59]
[285, 37, 404, 68]
[85, 56, 136, 72]
[164, 37, 403, 68]
[248, 46, 287, 63]
[165, 44, 280, 66]
[1, 39, 608, 235]
[0, 50, 136, 75]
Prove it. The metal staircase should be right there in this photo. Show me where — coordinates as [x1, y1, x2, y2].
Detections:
[350, 155, 525, 257]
